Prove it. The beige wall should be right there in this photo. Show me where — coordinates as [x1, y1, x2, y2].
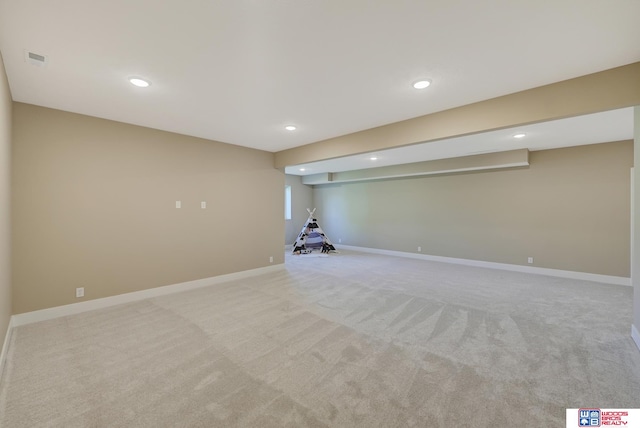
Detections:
[0, 54, 11, 348]
[314, 141, 632, 277]
[12, 103, 284, 314]
[285, 175, 313, 245]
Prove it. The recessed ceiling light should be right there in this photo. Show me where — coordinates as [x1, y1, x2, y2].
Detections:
[513, 133, 526, 139]
[285, 125, 297, 131]
[370, 156, 378, 161]
[129, 77, 150, 88]
[299, 168, 306, 171]
[412, 79, 431, 89]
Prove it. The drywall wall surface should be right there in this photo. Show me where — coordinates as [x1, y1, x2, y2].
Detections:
[0, 53, 12, 350]
[314, 141, 632, 277]
[12, 103, 284, 313]
[285, 175, 313, 245]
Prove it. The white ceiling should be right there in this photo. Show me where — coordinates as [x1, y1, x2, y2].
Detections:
[0, 1, 638, 167]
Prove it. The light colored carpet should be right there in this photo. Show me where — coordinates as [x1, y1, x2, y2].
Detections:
[1, 250, 639, 427]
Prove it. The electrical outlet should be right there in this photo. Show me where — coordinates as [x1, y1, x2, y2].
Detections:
[418, 246, 422, 252]
[201, 201, 206, 209]
[76, 287, 84, 298]
[269, 256, 273, 263]
[338, 238, 342, 243]
[175, 201, 181, 209]
[527, 257, 534, 264]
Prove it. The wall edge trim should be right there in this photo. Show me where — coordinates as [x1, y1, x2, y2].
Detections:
[0, 316, 14, 385]
[12, 264, 285, 327]
[632, 324, 640, 353]
[338, 245, 630, 286]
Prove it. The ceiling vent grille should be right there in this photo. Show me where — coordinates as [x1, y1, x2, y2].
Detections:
[24, 50, 48, 67]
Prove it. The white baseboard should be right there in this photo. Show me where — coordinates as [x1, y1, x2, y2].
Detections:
[633, 324, 640, 353]
[0, 316, 14, 383]
[12, 264, 285, 327]
[337, 245, 631, 286]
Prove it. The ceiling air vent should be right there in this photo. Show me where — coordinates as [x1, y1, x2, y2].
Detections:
[24, 50, 48, 67]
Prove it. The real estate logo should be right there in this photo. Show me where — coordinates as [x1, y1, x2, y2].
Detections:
[570, 408, 637, 427]
[579, 409, 600, 427]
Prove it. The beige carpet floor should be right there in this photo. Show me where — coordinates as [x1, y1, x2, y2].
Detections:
[1, 250, 639, 427]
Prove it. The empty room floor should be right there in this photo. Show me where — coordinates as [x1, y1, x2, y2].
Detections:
[1, 250, 639, 427]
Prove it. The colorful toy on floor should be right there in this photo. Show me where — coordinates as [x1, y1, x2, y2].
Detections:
[292, 208, 337, 254]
